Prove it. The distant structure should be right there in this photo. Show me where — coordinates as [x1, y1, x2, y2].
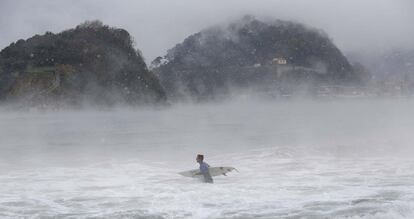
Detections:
[272, 57, 287, 65]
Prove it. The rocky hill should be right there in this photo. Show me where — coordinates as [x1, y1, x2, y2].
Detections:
[152, 16, 360, 101]
[0, 20, 166, 107]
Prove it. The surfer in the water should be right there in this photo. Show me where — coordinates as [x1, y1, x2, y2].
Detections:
[196, 154, 213, 183]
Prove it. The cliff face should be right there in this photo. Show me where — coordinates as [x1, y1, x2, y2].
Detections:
[152, 17, 359, 101]
[0, 21, 166, 107]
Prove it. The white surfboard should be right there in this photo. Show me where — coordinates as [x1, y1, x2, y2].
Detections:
[178, 166, 237, 177]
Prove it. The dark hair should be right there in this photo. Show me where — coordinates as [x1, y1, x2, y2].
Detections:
[197, 154, 204, 160]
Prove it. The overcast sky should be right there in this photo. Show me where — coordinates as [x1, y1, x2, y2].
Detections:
[0, 0, 413, 62]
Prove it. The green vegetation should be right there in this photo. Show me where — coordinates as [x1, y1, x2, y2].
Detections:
[152, 16, 360, 100]
[0, 20, 166, 107]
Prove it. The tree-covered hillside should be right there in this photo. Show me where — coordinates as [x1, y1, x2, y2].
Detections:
[0, 20, 166, 107]
[153, 16, 360, 101]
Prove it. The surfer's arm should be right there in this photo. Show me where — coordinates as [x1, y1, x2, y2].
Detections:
[195, 168, 206, 175]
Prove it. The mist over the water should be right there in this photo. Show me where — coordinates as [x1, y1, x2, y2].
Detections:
[2, 98, 414, 169]
[1, 98, 414, 218]
[1, 0, 414, 218]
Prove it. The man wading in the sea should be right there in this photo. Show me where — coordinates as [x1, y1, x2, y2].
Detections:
[195, 154, 213, 183]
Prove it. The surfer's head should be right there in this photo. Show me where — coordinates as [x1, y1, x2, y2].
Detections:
[196, 154, 204, 163]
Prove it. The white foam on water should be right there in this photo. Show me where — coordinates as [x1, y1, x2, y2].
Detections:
[1, 149, 414, 218]
[1, 99, 414, 218]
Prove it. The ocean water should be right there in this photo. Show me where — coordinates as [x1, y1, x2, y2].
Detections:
[0, 98, 414, 218]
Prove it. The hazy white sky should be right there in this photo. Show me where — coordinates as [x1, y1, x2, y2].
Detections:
[0, 0, 413, 62]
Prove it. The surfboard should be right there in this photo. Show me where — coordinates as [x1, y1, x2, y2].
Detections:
[178, 166, 237, 177]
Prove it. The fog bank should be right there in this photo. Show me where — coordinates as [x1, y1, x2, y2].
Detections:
[0, 0, 413, 61]
[1, 98, 414, 172]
